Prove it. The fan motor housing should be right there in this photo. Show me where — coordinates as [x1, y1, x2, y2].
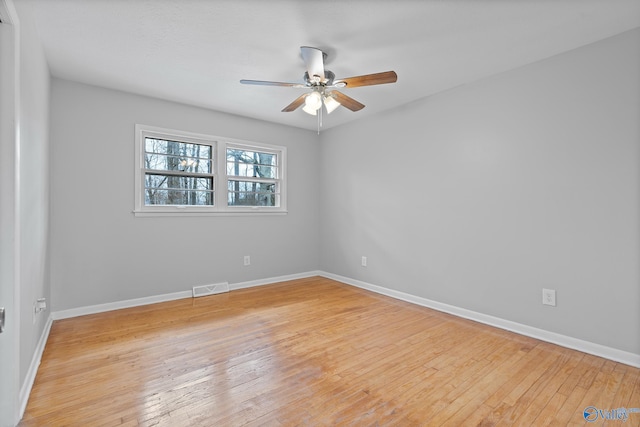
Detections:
[305, 70, 335, 87]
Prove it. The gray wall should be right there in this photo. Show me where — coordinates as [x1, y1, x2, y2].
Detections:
[12, 0, 51, 397]
[319, 29, 640, 355]
[48, 29, 639, 357]
[49, 80, 320, 311]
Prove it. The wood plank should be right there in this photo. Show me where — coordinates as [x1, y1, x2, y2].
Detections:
[19, 277, 640, 426]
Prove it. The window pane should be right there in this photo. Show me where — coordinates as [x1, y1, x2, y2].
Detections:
[145, 138, 212, 174]
[145, 173, 213, 205]
[146, 189, 214, 206]
[227, 180, 277, 207]
[226, 149, 276, 178]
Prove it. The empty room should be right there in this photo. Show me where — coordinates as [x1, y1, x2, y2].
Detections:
[1, 0, 639, 425]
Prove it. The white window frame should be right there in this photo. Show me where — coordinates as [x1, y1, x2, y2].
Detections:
[134, 124, 287, 216]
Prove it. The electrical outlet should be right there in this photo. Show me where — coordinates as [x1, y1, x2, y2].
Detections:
[244, 255, 251, 266]
[33, 298, 47, 324]
[361, 256, 367, 267]
[542, 288, 556, 306]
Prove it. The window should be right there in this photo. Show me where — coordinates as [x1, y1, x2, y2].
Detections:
[144, 137, 214, 206]
[226, 146, 281, 207]
[134, 125, 286, 216]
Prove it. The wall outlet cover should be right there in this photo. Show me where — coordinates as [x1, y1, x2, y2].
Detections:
[542, 288, 556, 306]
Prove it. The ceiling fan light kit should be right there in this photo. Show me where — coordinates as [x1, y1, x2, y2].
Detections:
[240, 46, 397, 131]
[323, 94, 341, 114]
[304, 91, 323, 112]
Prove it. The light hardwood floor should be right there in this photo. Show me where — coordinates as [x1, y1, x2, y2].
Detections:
[20, 277, 640, 426]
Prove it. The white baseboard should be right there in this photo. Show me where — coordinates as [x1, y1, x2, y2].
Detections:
[229, 270, 322, 291]
[19, 314, 53, 420]
[51, 290, 193, 320]
[51, 271, 322, 321]
[319, 271, 640, 368]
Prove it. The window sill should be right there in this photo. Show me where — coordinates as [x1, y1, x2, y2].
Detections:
[133, 209, 288, 217]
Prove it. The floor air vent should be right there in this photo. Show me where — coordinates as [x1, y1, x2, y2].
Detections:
[192, 282, 229, 298]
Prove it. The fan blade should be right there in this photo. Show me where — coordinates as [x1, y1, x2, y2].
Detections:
[331, 91, 365, 112]
[300, 46, 326, 83]
[240, 79, 306, 88]
[282, 94, 307, 112]
[334, 71, 397, 88]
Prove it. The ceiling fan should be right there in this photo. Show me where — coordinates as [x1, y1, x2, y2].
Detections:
[240, 46, 397, 119]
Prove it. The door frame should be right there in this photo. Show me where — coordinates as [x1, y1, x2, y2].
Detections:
[0, 0, 20, 425]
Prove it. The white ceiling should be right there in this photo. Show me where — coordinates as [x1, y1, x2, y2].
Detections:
[18, 0, 640, 131]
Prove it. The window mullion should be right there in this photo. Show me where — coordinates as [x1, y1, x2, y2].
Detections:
[217, 141, 228, 209]
[145, 169, 213, 179]
[226, 176, 277, 184]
